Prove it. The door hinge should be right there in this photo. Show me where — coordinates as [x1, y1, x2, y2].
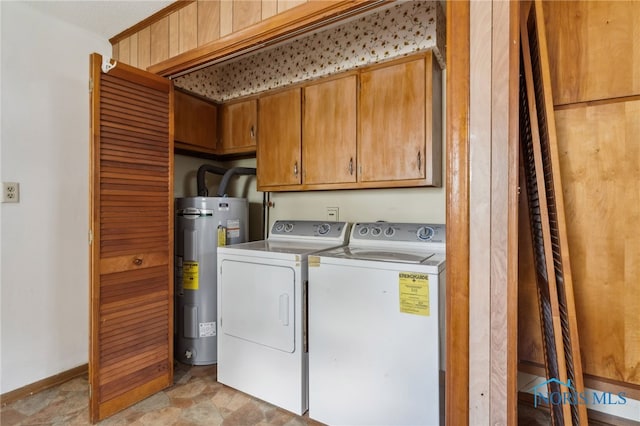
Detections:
[89, 78, 93, 93]
[102, 58, 117, 74]
[88, 229, 93, 245]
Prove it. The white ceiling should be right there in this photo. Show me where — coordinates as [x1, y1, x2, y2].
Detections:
[24, 0, 174, 40]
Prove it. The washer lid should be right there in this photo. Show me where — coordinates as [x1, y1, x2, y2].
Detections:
[322, 247, 435, 264]
[219, 239, 345, 256]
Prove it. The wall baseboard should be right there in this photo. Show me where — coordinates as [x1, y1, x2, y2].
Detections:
[0, 364, 88, 406]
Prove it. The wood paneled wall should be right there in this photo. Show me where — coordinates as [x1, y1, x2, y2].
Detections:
[111, 0, 308, 70]
[519, 0, 640, 394]
[543, 1, 640, 106]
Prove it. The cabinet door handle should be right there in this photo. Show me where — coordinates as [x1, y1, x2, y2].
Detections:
[417, 151, 422, 171]
[133, 257, 143, 266]
[349, 158, 354, 175]
[250, 125, 255, 139]
[294, 161, 298, 176]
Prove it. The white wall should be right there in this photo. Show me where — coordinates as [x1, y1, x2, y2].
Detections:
[0, 2, 110, 393]
[268, 185, 445, 225]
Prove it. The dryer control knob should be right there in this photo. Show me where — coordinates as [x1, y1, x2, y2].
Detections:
[384, 227, 395, 237]
[274, 223, 285, 232]
[371, 226, 382, 237]
[416, 226, 434, 241]
[284, 223, 294, 232]
[318, 223, 331, 235]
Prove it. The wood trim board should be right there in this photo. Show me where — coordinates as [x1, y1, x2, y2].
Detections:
[445, 0, 470, 424]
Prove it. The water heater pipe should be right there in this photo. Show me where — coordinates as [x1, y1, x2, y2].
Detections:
[197, 164, 228, 196]
[216, 167, 257, 197]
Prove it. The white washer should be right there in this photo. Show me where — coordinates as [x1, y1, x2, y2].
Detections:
[216, 220, 350, 415]
[308, 222, 446, 426]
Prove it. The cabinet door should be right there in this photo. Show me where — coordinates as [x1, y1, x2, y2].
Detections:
[257, 88, 302, 189]
[220, 98, 257, 154]
[174, 89, 217, 153]
[89, 54, 173, 422]
[303, 75, 357, 185]
[359, 57, 427, 183]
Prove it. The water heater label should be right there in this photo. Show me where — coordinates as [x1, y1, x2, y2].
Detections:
[199, 321, 216, 337]
[399, 272, 430, 316]
[227, 219, 241, 239]
[183, 261, 199, 290]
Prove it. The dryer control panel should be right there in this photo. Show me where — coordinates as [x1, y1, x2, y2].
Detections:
[270, 220, 350, 240]
[351, 222, 446, 245]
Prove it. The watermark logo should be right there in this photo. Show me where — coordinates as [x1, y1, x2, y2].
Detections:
[531, 378, 627, 408]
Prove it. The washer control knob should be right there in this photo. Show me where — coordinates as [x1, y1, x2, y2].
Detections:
[416, 226, 434, 241]
[318, 223, 331, 235]
[284, 223, 294, 232]
[358, 226, 369, 236]
[371, 226, 382, 237]
[384, 227, 395, 237]
[274, 223, 285, 232]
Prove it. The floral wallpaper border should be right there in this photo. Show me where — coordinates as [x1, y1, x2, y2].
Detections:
[174, 1, 445, 102]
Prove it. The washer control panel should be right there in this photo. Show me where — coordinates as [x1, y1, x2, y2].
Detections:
[351, 222, 445, 244]
[271, 220, 349, 238]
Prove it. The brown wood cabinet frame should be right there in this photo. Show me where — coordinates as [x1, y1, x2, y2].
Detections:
[256, 52, 441, 191]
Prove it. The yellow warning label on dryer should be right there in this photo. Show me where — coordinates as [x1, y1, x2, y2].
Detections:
[183, 261, 199, 290]
[399, 272, 429, 316]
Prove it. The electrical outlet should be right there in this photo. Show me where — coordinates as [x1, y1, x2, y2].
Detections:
[326, 207, 339, 221]
[2, 182, 20, 203]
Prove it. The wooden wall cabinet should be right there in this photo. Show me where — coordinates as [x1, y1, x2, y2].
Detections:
[302, 74, 358, 186]
[219, 98, 257, 155]
[257, 52, 442, 191]
[174, 90, 217, 154]
[360, 54, 441, 187]
[257, 87, 302, 188]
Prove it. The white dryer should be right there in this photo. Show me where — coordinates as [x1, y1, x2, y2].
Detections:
[308, 222, 446, 426]
[216, 220, 350, 415]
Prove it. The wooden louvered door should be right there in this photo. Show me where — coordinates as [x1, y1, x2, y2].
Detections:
[519, 1, 587, 425]
[88, 53, 174, 423]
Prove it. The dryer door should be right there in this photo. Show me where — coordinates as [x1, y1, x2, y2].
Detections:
[220, 260, 295, 353]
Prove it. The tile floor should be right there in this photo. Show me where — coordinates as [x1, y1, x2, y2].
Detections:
[1, 363, 555, 425]
[1, 364, 322, 426]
